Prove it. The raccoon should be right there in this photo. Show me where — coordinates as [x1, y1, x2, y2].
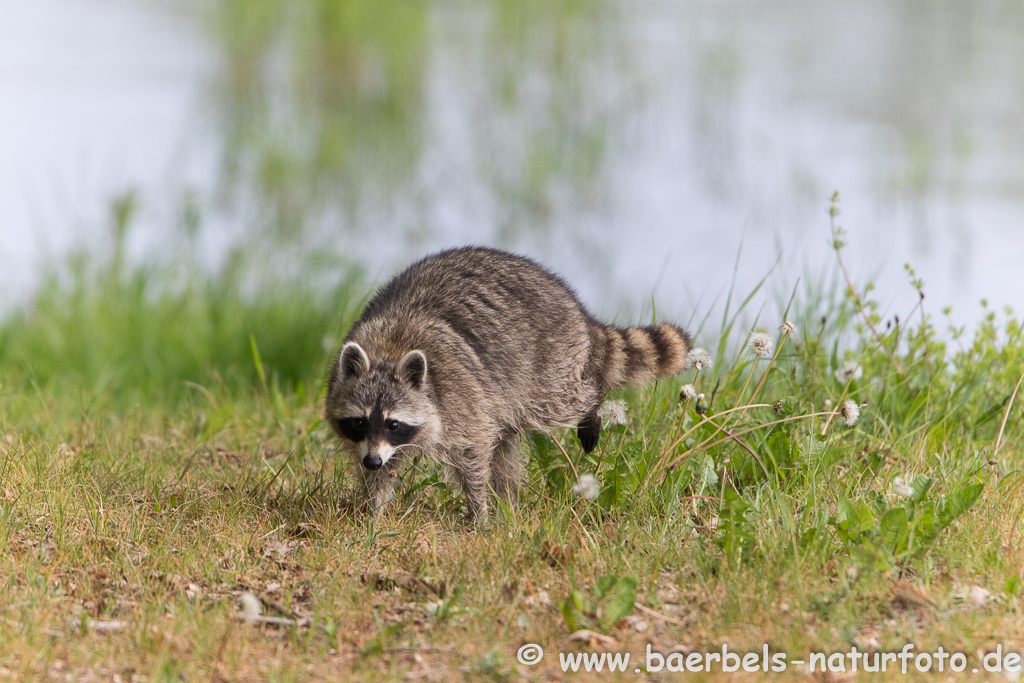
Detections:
[324, 246, 691, 520]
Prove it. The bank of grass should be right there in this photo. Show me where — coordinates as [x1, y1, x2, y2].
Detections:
[1, 229, 1023, 681]
[0, 236, 366, 411]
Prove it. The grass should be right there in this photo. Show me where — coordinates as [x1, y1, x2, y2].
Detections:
[0, 194, 367, 411]
[1, 201, 1023, 681]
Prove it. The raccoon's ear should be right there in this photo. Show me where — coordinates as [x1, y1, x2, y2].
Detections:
[335, 342, 371, 384]
[397, 350, 427, 390]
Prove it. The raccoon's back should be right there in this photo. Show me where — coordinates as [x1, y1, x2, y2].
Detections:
[357, 246, 592, 384]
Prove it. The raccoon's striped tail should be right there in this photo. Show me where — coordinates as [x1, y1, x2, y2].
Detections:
[599, 322, 692, 390]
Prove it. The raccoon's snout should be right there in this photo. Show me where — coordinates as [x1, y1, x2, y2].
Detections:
[363, 454, 383, 470]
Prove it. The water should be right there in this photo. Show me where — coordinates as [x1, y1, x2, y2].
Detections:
[3, 0, 1024, 334]
[0, 0, 217, 299]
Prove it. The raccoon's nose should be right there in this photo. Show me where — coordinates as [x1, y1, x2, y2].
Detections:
[362, 453, 383, 470]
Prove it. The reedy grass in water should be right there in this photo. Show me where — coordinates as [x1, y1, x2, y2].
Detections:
[0, 202, 366, 412]
[0, 203, 1022, 680]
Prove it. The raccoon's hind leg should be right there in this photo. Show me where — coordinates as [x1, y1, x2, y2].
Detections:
[576, 408, 602, 454]
[489, 432, 524, 504]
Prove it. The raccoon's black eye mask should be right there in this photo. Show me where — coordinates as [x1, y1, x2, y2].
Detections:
[385, 421, 419, 445]
[336, 415, 420, 445]
[336, 417, 368, 442]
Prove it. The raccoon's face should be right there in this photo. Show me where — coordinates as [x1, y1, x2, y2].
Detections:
[325, 342, 437, 471]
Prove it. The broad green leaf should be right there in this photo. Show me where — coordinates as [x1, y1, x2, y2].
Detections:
[595, 574, 618, 599]
[560, 591, 587, 632]
[936, 483, 983, 528]
[603, 577, 637, 625]
[856, 501, 876, 533]
[837, 498, 858, 528]
[910, 475, 933, 503]
[702, 455, 719, 487]
[880, 507, 909, 554]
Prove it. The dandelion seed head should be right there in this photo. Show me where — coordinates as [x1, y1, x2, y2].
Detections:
[891, 476, 913, 498]
[968, 586, 992, 606]
[747, 332, 774, 358]
[572, 474, 601, 501]
[239, 592, 262, 623]
[840, 400, 860, 427]
[779, 320, 796, 335]
[685, 348, 713, 371]
[834, 360, 863, 383]
[680, 384, 697, 401]
[598, 399, 628, 427]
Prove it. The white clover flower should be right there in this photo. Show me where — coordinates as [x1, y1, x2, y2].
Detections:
[239, 592, 262, 623]
[685, 347, 714, 371]
[834, 360, 863, 383]
[840, 400, 861, 427]
[747, 332, 774, 358]
[680, 384, 697, 401]
[572, 474, 601, 501]
[598, 399, 628, 427]
[891, 476, 913, 497]
[779, 320, 796, 335]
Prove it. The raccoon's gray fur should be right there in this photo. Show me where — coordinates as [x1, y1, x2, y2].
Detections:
[324, 246, 691, 520]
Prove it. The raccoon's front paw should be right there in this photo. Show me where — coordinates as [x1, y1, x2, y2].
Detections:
[577, 413, 602, 453]
[361, 473, 397, 519]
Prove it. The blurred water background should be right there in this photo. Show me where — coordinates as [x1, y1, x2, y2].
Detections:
[3, 0, 1024, 331]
